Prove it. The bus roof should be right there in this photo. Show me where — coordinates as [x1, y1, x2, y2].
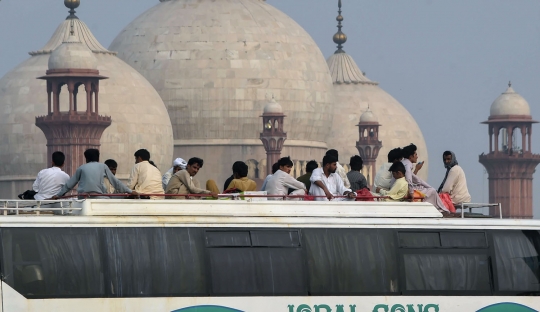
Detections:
[0, 199, 539, 230]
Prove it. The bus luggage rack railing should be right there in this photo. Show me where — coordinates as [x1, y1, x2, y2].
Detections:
[0, 200, 83, 216]
[456, 202, 502, 219]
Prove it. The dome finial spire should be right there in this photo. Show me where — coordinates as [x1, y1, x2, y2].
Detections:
[508, 80, 512, 88]
[332, 0, 347, 54]
[64, 0, 80, 20]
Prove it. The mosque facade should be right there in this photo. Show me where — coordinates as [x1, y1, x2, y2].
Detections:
[0, 0, 429, 196]
[108, 0, 429, 185]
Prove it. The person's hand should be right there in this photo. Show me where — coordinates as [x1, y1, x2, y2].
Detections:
[347, 192, 356, 199]
[324, 191, 334, 201]
[415, 161, 424, 171]
[375, 187, 381, 193]
[50, 195, 60, 200]
[210, 192, 219, 199]
[131, 191, 139, 198]
[303, 189, 308, 195]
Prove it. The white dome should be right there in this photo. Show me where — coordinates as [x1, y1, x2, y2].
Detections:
[263, 98, 283, 114]
[0, 18, 174, 197]
[48, 36, 98, 70]
[326, 51, 429, 179]
[359, 109, 378, 123]
[490, 84, 531, 117]
[109, 0, 334, 144]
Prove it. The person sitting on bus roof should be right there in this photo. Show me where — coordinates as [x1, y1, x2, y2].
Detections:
[310, 155, 356, 201]
[103, 159, 121, 194]
[325, 149, 351, 189]
[261, 162, 280, 192]
[437, 151, 471, 205]
[373, 148, 403, 192]
[266, 157, 307, 200]
[53, 149, 137, 199]
[128, 149, 165, 200]
[162, 158, 187, 190]
[402, 144, 449, 213]
[347, 155, 368, 192]
[376, 162, 409, 201]
[165, 157, 218, 199]
[32, 151, 70, 201]
[226, 161, 257, 192]
[222, 163, 236, 193]
[297, 160, 318, 191]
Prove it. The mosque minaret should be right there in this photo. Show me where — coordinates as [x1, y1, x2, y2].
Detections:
[0, 0, 173, 198]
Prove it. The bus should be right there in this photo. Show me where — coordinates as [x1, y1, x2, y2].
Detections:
[0, 199, 539, 312]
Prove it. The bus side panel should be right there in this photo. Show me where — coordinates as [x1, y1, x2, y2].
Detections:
[2, 282, 27, 312]
[3, 296, 540, 312]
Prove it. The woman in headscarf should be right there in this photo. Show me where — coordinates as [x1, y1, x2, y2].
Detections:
[401, 144, 450, 213]
[438, 151, 471, 205]
[162, 158, 187, 190]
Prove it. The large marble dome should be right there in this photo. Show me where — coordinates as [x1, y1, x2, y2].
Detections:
[0, 16, 174, 197]
[109, 0, 335, 183]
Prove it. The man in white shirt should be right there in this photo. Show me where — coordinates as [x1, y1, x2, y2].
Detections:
[128, 149, 165, 200]
[373, 147, 403, 191]
[265, 157, 307, 200]
[438, 151, 471, 205]
[310, 155, 356, 201]
[33, 151, 70, 200]
[326, 149, 351, 189]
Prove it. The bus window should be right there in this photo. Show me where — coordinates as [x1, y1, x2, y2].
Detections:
[0, 228, 104, 298]
[492, 230, 540, 293]
[303, 229, 398, 295]
[206, 230, 306, 296]
[104, 228, 206, 297]
[402, 252, 491, 293]
[206, 231, 251, 247]
[399, 232, 440, 248]
[440, 232, 487, 248]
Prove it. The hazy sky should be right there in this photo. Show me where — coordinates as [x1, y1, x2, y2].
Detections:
[1, 0, 539, 216]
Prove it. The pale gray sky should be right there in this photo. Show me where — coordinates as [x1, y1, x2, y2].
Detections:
[1, 0, 539, 215]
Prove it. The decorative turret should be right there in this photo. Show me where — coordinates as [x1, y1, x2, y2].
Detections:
[260, 97, 287, 175]
[35, 4, 111, 176]
[479, 82, 540, 218]
[356, 107, 382, 188]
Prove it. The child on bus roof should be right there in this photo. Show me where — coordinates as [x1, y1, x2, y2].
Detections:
[375, 162, 409, 202]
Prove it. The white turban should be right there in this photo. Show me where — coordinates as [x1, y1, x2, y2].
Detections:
[173, 158, 187, 169]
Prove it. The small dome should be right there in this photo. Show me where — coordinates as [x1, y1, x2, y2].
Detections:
[48, 36, 98, 70]
[263, 98, 283, 114]
[359, 109, 378, 123]
[490, 84, 531, 117]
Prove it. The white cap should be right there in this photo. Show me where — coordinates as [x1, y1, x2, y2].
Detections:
[173, 158, 187, 169]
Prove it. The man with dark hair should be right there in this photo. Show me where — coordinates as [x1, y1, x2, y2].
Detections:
[438, 151, 471, 205]
[54, 149, 136, 199]
[325, 149, 351, 188]
[223, 161, 243, 192]
[226, 161, 257, 192]
[347, 155, 368, 191]
[374, 147, 403, 191]
[165, 157, 218, 199]
[32, 151, 70, 200]
[310, 155, 356, 201]
[103, 159, 119, 194]
[261, 162, 280, 191]
[128, 149, 164, 199]
[401, 143, 449, 212]
[266, 157, 307, 200]
[375, 162, 409, 201]
[296, 160, 318, 191]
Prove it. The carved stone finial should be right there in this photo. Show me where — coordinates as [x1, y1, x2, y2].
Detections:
[332, 0, 347, 53]
[64, 0, 80, 19]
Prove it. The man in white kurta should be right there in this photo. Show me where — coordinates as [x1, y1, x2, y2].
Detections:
[266, 157, 307, 200]
[438, 151, 471, 205]
[309, 155, 356, 201]
[33, 151, 70, 200]
[128, 149, 165, 199]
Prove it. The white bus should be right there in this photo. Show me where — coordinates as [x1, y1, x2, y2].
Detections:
[0, 199, 539, 312]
